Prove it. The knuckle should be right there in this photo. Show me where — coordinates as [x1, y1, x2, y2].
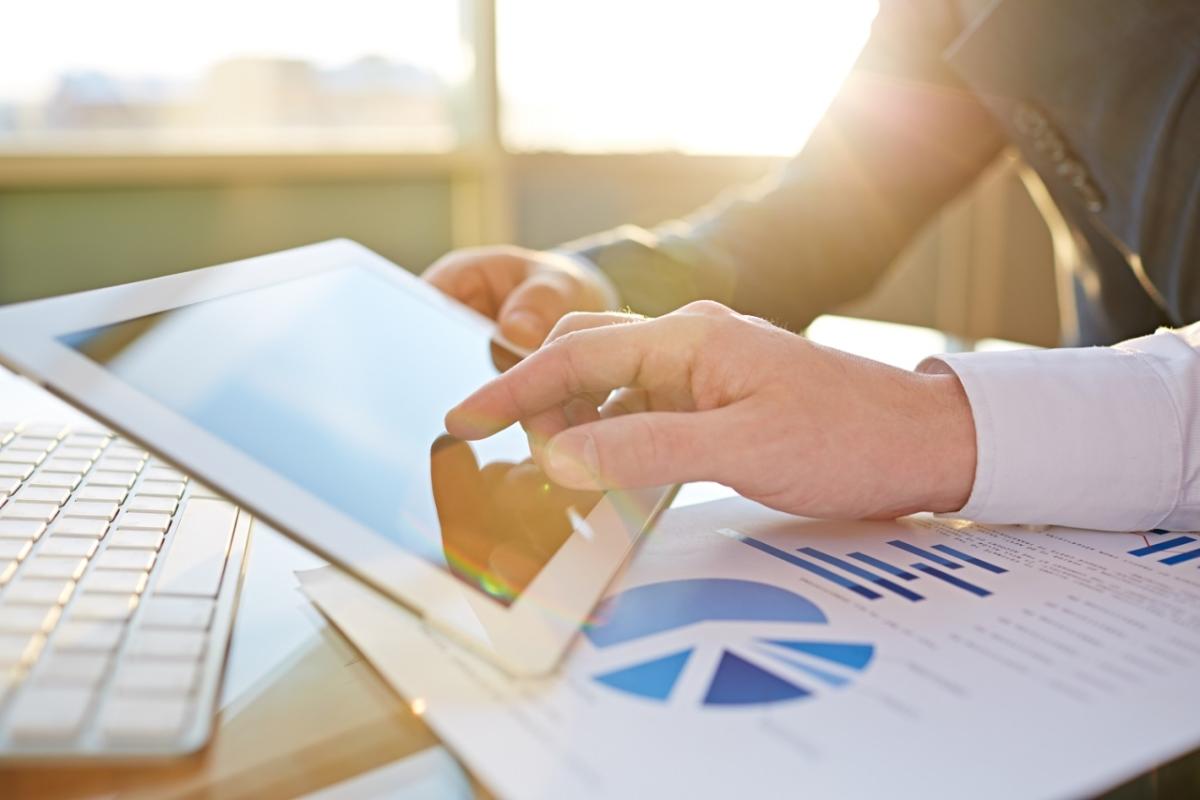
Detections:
[679, 299, 733, 317]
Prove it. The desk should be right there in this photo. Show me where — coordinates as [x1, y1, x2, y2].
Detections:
[0, 317, 1196, 799]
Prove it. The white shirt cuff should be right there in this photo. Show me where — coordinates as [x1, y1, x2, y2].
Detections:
[918, 327, 1199, 531]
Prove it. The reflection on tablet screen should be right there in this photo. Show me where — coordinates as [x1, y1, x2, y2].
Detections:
[61, 266, 600, 604]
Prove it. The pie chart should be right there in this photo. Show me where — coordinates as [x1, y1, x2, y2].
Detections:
[583, 578, 874, 707]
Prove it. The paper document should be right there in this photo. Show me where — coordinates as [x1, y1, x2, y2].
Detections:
[299, 497, 1200, 800]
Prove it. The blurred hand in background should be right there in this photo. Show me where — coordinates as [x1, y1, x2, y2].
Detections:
[423, 246, 613, 350]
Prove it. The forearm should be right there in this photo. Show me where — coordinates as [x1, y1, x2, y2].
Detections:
[563, 0, 1005, 328]
[920, 323, 1200, 531]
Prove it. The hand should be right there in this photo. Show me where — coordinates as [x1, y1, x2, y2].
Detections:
[445, 301, 977, 520]
[423, 246, 613, 350]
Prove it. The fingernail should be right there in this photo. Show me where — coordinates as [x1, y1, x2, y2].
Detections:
[503, 309, 544, 346]
[545, 432, 600, 489]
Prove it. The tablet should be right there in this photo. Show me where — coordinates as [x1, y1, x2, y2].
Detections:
[0, 240, 674, 676]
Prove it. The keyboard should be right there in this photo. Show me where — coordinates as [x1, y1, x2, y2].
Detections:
[0, 421, 251, 760]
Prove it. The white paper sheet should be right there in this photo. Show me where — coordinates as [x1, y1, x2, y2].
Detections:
[299, 497, 1200, 800]
[299, 746, 472, 800]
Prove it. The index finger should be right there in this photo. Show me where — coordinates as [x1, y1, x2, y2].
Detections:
[445, 319, 658, 439]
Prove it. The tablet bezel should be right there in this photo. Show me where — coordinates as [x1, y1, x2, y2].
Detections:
[0, 240, 673, 676]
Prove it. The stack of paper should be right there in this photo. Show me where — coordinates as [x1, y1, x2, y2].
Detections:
[300, 497, 1200, 799]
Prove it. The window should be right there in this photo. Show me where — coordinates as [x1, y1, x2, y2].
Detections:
[498, 0, 877, 155]
[1, 0, 877, 158]
[0, 0, 472, 153]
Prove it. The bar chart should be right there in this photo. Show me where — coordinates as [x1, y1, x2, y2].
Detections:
[1127, 530, 1200, 566]
[717, 528, 1010, 602]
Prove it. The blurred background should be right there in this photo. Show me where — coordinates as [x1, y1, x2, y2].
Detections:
[0, 0, 1059, 347]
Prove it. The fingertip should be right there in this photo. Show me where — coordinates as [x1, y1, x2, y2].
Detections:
[543, 431, 602, 490]
[500, 309, 547, 349]
[443, 405, 487, 440]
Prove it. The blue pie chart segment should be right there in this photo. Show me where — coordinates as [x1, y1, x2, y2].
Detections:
[584, 578, 827, 648]
[704, 651, 811, 705]
[595, 649, 693, 701]
[764, 640, 875, 671]
[585, 578, 875, 708]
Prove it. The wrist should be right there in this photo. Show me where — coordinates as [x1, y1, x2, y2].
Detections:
[916, 372, 977, 513]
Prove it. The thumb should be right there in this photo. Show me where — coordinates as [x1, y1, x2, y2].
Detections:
[497, 271, 576, 350]
[541, 411, 723, 490]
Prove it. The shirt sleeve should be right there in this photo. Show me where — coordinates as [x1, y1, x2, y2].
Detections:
[559, 0, 1005, 328]
[918, 323, 1200, 531]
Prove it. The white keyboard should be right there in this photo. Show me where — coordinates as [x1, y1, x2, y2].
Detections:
[0, 421, 251, 760]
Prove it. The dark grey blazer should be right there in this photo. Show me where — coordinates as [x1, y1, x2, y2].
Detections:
[566, 0, 1200, 346]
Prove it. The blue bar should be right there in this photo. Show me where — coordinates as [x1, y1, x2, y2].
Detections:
[1150, 529, 1170, 534]
[887, 540, 962, 569]
[732, 534, 882, 600]
[848, 552, 918, 581]
[1128, 536, 1195, 557]
[799, 548, 924, 602]
[1160, 548, 1200, 566]
[911, 563, 992, 597]
[932, 543, 1008, 574]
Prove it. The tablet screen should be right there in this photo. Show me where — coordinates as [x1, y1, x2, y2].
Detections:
[61, 266, 601, 605]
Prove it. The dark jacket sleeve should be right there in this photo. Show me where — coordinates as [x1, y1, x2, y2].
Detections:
[564, 0, 1007, 329]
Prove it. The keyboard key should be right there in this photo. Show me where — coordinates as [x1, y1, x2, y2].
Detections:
[118, 512, 172, 532]
[100, 695, 193, 742]
[80, 569, 148, 595]
[14, 485, 71, 505]
[0, 631, 45, 666]
[39, 538, 98, 558]
[126, 629, 206, 660]
[188, 481, 222, 499]
[114, 659, 201, 695]
[0, 501, 59, 522]
[0, 463, 34, 480]
[155, 499, 236, 597]
[75, 485, 128, 504]
[86, 471, 137, 488]
[36, 652, 111, 686]
[96, 458, 144, 474]
[19, 424, 68, 440]
[55, 620, 125, 651]
[65, 501, 119, 521]
[95, 549, 157, 571]
[8, 435, 57, 452]
[7, 686, 94, 741]
[1, 560, 17, 584]
[140, 596, 215, 630]
[125, 495, 178, 514]
[22, 557, 87, 580]
[30, 472, 83, 490]
[108, 530, 164, 550]
[6, 578, 75, 605]
[70, 593, 139, 621]
[0, 477, 21, 495]
[138, 480, 186, 498]
[54, 446, 101, 462]
[50, 517, 109, 538]
[40, 458, 92, 475]
[144, 466, 186, 483]
[0, 603, 61, 633]
[107, 445, 149, 461]
[0, 519, 46, 540]
[0, 450, 44, 465]
[0, 539, 33, 560]
[63, 433, 111, 448]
